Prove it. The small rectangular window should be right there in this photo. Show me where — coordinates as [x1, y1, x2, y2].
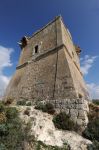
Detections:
[35, 45, 38, 53]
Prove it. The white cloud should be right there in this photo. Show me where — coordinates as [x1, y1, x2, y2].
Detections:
[0, 45, 13, 97]
[80, 55, 97, 75]
[81, 55, 99, 99]
[87, 83, 99, 99]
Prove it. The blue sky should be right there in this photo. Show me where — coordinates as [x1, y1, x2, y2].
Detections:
[0, 0, 99, 98]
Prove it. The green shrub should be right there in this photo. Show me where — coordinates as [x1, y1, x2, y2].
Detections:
[26, 101, 32, 106]
[17, 100, 32, 106]
[92, 99, 99, 106]
[0, 124, 8, 136]
[0, 106, 24, 150]
[36, 140, 70, 150]
[83, 102, 99, 141]
[0, 143, 7, 150]
[0, 102, 6, 123]
[53, 112, 75, 131]
[0, 103, 71, 150]
[35, 102, 44, 110]
[87, 140, 99, 150]
[83, 117, 99, 141]
[17, 100, 26, 106]
[35, 102, 55, 114]
[5, 107, 18, 120]
[83, 103, 99, 149]
[92, 140, 99, 150]
[4, 121, 23, 149]
[43, 103, 55, 114]
[23, 121, 34, 141]
[0, 102, 5, 113]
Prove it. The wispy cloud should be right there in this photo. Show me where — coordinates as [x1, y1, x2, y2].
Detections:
[81, 54, 99, 99]
[87, 83, 99, 99]
[80, 55, 97, 75]
[0, 45, 13, 97]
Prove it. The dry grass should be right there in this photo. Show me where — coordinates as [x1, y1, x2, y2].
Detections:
[88, 103, 99, 120]
[4, 97, 14, 105]
[0, 112, 6, 123]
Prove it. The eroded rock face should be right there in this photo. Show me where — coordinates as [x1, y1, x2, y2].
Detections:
[37, 98, 89, 127]
[18, 106, 92, 150]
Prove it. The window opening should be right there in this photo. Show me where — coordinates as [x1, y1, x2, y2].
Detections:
[35, 45, 39, 53]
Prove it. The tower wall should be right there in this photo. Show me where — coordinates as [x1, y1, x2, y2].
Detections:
[18, 17, 62, 66]
[4, 16, 89, 102]
[60, 19, 89, 99]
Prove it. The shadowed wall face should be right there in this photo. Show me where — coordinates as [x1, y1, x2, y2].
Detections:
[4, 16, 89, 102]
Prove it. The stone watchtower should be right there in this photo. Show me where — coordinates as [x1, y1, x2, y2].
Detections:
[5, 16, 89, 102]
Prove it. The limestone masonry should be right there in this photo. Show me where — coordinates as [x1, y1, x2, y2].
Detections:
[5, 16, 90, 126]
[5, 16, 89, 101]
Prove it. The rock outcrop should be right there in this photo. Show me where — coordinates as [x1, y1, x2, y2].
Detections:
[18, 106, 92, 150]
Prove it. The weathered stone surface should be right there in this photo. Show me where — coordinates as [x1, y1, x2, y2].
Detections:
[76, 104, 84, 109]
[78, 110, 86, 119]
[76, 119, 83, 126]
[18, 106, 92, 150]
[4, 16, 89, 102]
[70, 109, 78, 117]
[40, 98, 89, 126]
[63, 108, 70, 114]
[4, 16, 90, 127]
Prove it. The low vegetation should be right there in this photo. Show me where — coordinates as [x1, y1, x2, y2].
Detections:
[53, 112, 75, 131]
[35, 103, 80, 132]
[92, 99, 99, 106]
[4, 97, 14, 105]
[34, 141, 70, 150]
[83, 103, 99, 150]
[17, 99, 26, 105]
[1, 99, 99, 150]
[35, 102, 55, 115]
[0, 101, 70, 150]
[26, 101, 32, 106]
[17, 100, 32, 106]
[83, 116, 99, 141]
[0, 102, 24, 150]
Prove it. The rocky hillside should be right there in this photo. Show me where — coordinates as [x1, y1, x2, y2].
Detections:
[19, 106, 92, 150]
[0, 100, 99, 150]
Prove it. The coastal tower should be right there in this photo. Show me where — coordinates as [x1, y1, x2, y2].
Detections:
[5, 16, 89, 102]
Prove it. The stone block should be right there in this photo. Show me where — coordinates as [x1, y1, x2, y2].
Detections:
[78, 110, 86, 119]
[76, 119, 83, 126]
[75, 104, 84, 109]
[64, 108, 70, 115]
[83, 101, 89, 112]
[67, 104, 76, 109]
[70, 116, 77, 124]
[75, 98, 84, 104]
[70, 109, 78, 117]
